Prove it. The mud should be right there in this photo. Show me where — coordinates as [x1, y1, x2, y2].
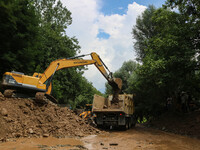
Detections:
[1, 125, 200, 150]
[0, 93, 101, 141]
[0, 137, 84, 150]
[1, 91, 200, 149]
[148, 111, 200, 139]
[82, 125, 200, 150]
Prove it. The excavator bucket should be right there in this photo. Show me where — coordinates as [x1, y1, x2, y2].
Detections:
[114, 78, 122, 90]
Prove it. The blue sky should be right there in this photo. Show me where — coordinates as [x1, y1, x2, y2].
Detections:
[97, 29, 110, 39]
[98, 0, 167, 40]
[101, 0, 167, 15]
[63, 0, 168, 93]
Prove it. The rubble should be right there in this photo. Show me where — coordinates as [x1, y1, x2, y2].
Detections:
[0, 92, 101, 141]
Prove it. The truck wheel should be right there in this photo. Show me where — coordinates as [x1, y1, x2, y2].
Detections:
[126, 122, 129, 129]
[132, 116, 137, 127]
[123, 119, 129, 130]
[128, 119, 132, 129]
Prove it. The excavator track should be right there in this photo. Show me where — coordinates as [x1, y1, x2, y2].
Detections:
[3, 89, 15, 98]
[35, 92, 58, 104]
[3, 90, 57, 104]
[45, 94, 58, 104]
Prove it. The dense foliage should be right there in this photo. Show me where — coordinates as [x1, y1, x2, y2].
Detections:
[0, 0, 40, 74]
[132, 5, 156, 62]
[0, 0, 102, 108]
[105, 2, 200, 119]
[130, 3, 200, 118]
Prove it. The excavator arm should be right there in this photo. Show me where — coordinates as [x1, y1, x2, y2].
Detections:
[2, 52, 122, 103]
[39, 52, 122, 96]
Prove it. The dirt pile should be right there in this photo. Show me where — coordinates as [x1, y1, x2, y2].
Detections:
[0, 92, 101, 141]
[148, 111, 200, 139]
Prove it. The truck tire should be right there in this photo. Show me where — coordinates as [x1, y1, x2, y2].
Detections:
[128, 119, 132, 129]
[132, 116, 137, 127]
[122, 118, 129, 130]
[126, 121, 129, 129]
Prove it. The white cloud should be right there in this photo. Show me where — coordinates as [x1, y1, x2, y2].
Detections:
[61, 0, 146, 92]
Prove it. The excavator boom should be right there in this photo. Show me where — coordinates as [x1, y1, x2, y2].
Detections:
[2, 52, 122, 103]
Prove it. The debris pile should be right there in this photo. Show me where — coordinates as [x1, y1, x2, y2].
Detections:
[0, 92, 101, 141]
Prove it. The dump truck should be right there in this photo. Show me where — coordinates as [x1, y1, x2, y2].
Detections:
[92, 94, 136, 129]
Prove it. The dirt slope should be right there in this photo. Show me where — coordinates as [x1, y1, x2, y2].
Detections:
[148, 111, 200, 139]
[0, 92, 100, 141]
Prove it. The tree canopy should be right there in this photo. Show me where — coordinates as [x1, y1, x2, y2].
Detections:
[130, 3, 200, 118]
[0, 0, 102, 108]
[132, 5, 157, 62]
[0, 0, 40, 74]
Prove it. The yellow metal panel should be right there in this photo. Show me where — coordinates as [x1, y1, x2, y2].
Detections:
[23, 76, 39, 87]
[12, 73, 23, 84]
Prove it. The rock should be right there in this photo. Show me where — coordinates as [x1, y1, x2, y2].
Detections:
[5, 117, 13, 122]
[100, 142, 104, 146]
[0, 97, 103, 140]
[0, 92, 4, 97]
[96, 130, 100, 133]
[77, 133, 84, 137]
[0, 137, 7, 142]
[1, 108, 8, 116]
[43, 133, 49, 137]
[28, 128, 34, 134]
[109, 143, 118, 146]
[15, 133, 22, 137]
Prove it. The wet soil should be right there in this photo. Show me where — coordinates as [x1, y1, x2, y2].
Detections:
[148, 111, 200, 139]
[0, 93, 101, 141]
[1, 125, 200, 150]
[82, 125, 200, 150]
[0, 92, 200, 149]
[0, 137, 84, 150]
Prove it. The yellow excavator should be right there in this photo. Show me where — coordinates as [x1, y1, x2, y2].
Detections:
[79, 104, 93, 119]
[1, 52, 122, 103]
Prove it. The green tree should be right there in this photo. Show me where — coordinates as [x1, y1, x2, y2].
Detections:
[33, 0, 102, 106]
[132, 5, 157, 62]
[0, 0, 40, 75]
[165, 0, 200, 63]
[145, 8, 196, 94]
[165, 0, 200, 20]
[0, 0, 102, 108]
[70, 77, 103, 109]
[33, 0, 83, 104]
[131, 7, 199, 118]
[105, 60, 138, 96]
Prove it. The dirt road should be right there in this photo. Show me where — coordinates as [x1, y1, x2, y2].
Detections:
[0, 125, 200, 150]
[82, 125, 200, 150]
